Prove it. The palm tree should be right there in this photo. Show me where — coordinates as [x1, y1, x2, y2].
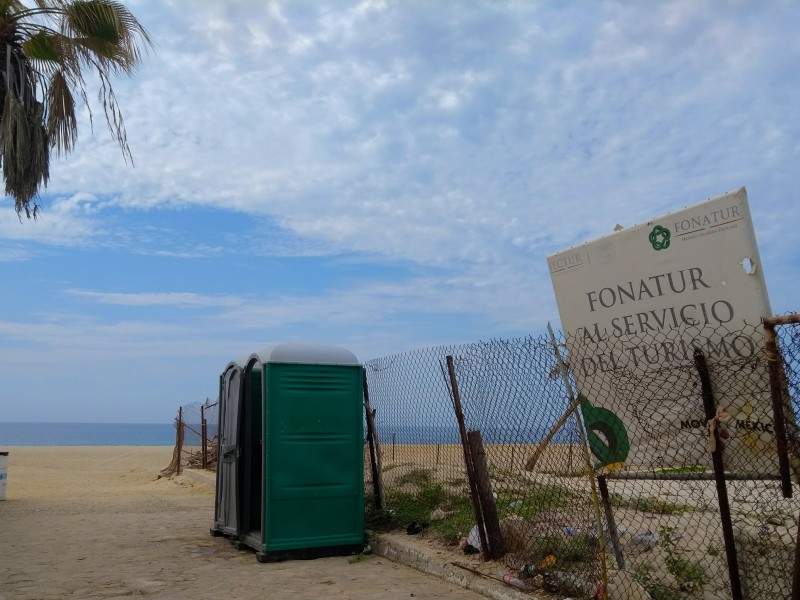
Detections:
[0, 0, 151, 217]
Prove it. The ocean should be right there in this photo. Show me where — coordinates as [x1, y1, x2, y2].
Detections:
[0, 422, 176, 446]
[0, 421, 572, 447]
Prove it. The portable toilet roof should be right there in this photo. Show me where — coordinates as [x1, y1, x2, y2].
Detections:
[248, 342, 358, 367]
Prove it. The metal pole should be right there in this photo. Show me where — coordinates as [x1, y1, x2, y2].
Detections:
[762, 320, 793, 498]
[201, 404, 208, 470]
[176, 406, 183, 477]
[694, 348, 743, 600]
[446, 355, 490, 560]
[598, 475, 625, 569]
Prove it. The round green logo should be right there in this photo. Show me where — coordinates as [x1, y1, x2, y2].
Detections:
[649, 225, 671, 251]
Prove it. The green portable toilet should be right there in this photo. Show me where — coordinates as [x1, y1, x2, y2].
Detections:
[212, 343, 365, 562]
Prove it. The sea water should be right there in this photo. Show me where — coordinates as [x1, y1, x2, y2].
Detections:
[0, 422, 175, 446]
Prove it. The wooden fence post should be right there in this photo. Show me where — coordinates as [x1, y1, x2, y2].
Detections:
[468, 430, 505, 559]
[446, 355, 491, 559]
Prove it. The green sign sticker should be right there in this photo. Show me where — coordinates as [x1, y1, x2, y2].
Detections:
[579, 393, 630, 468]
[649, 225, 671, 251]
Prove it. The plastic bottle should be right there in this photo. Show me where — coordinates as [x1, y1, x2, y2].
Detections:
[498, 571, 526, 589]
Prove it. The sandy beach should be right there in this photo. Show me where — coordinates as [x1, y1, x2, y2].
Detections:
[0, 446, 488, 600]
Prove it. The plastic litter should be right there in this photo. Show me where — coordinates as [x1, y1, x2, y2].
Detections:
[498, 571, 527, 589]
[544, 571, 595, 596]
[467, 524, 483, 549]
[627, 530, 660, 554]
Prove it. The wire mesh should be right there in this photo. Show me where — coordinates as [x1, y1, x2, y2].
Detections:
[365, 335, 603, 597]
[563, 320, 798, 600]
[364, 318, 800, 600]
[162, 398, 219, 476]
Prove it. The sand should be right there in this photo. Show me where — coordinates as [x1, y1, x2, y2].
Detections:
[0, 446, 488, 600]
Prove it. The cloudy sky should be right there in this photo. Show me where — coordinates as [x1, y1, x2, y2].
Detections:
[1, 1, 798, 423]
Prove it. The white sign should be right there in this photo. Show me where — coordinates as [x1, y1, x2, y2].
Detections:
[548, 188, 777, 472]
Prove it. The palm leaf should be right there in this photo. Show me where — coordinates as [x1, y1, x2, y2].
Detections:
[0, 0, 151, 215]
[46, 68, 76, 155]
[64, 0, 121, 44]
[22, 30, 60, 61]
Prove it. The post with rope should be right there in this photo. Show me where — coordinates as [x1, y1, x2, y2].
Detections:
[694, 347, 743, 600]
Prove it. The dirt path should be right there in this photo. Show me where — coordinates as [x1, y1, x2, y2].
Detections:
[0, 447, 487, 600]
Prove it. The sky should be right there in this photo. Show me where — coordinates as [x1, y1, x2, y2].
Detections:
[1, 1, 798, 424]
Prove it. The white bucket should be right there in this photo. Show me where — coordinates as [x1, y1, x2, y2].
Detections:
[0, 451, 8, 501]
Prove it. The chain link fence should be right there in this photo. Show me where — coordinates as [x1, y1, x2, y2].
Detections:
[161, 399, 219, 477]
[364, 317, 800, 600]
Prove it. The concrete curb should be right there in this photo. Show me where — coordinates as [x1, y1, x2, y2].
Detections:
[180, 468, 216, 486]
[371, 535, 540, 600]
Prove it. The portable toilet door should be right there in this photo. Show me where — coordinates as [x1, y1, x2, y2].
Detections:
[211, 360, 244, 539]
[237, 343, 365, 562]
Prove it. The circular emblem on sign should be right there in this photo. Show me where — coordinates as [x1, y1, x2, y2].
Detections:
[649, 225, 671, 251]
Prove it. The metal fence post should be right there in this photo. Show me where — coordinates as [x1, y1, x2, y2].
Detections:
[201, 404, 208, 470]
[694, 348, 743, 600]
[176, 406, 183, 477]
[762, 318, 793, 498]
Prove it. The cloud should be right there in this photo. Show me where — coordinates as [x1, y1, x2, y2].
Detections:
[66, 289, 245, 308]
[1, 1, 799, 422]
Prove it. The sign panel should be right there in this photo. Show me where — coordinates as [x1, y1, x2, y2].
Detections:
[548, 188, 777, 472]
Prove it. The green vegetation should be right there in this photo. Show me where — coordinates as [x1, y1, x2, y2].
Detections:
[370, 468, 473, 544]
[653, 466, 709, 475]
[370, 468, 584, 559]
[529, 532, 594, 564]
[395, 468, 434, 487]
[660, 526, 709, 594]
[497, 485, 575, 520]
[634, 564, 685, 600]
[348, 553, 366, 564]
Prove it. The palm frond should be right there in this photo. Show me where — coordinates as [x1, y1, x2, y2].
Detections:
[45, 68, 76, 155]
[0, 0, 151, 215]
